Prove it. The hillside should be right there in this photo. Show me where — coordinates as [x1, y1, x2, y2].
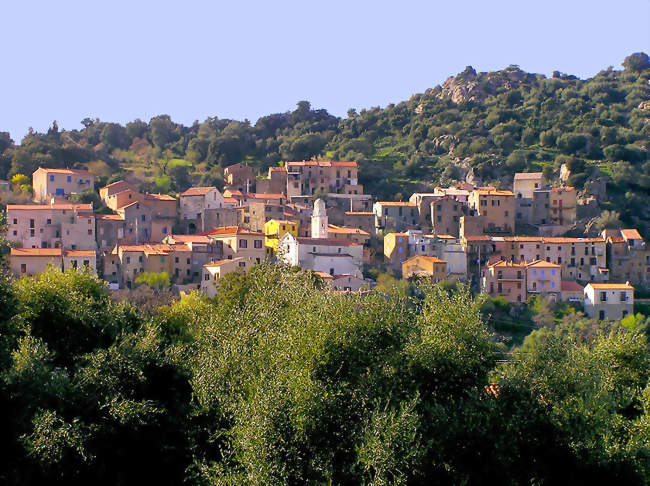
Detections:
[1, 52, 648, 234]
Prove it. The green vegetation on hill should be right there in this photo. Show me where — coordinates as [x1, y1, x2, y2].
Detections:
[0, 53, 648, 234]
[0, 265, 649, 484]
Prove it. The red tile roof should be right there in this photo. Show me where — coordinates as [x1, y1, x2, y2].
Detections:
[296, 237, 359, 246]
[7, 203, 92, 211]
[36, 167, 91, 175]
[145, 193, 176, 201]
[11, 248, 62, 257]
[286, 160, 357, 168]
[621, 229, 643, 240]
[64, 250, 96, 257]
[167, 234, 211, 244]
[180, 187, 216, 197]
[207, 226, 264, 236]
[561, 280, 584, 292]
[513, 172, 544, 180]
[376, 201, 416, 207]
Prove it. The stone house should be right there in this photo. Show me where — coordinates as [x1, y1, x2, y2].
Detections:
[373, 201, 419, 232]
[402, 255, 447, 281]
[32, 167, 94, 202]
[584, 282, 634, 320]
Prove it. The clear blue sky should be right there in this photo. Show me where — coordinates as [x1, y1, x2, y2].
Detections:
[1, 0, 648, 143]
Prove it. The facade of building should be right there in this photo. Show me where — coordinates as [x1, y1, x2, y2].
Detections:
[9, 248, 96, 276]
[374, 201, 419, 232]
[525, 260, 562, 301]
[6, 203, 96, 250]
[402, 255, 447, 281]
[383, 232, 408, 268]
[180, 186, 226, 232]
[468, 188, 515, 233]
[430, 196, 464, 237]
[584, 282, 634, 320]
[224, 163, 256, 192]
[32, 168, 95, 202]
[206, 226, 266, 263]
[605, 228, 650, 284]
[482, 261, 527, 304]
[201, 257, 254, 298]
[264, 219, 299, 256]
[285, 160, 359, 197]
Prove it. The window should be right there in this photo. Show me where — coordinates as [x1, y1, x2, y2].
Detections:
[49, 175, 54, 181]
[160, 256, 165, 262]
[175, 257, 179, 263]
[204, 274, 210, 281]
[239, 239, 247, 248]
[138, 256, 143, 263]
[600, 291, 607, 302]
[620, 292, 627, 302]
[238, 261, 246, 267]
[599, 310, 605, 320]
[20, 264, 26, 273]
[66, 176, 71, 182]
[329, 268, 334, 275]
[126, 257, 131, 264]
[141, 214, 146, 221]
[254, 239, 262, 249]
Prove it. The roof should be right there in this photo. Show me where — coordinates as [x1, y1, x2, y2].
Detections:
[405, 256, 446, 264]
[207, 226, 264, 236]
[167, 234, 211, 244]
[223, 197, 237, 204]
[344, 211, 374, 215]
[268, 166, 286, 172]
[246, 193, 285, 200]
[64, 250, 96, 257]
[100, 180, 135, 195]
[327, 224, 370, 236]
[180, 187, 216, 197]
[7, 203, 92, 211]
[118, 201, 149, 211]
[96, 214, 124, 221]
[145, 193, 176, 201]
[296, 237, 359, 247]
[514, 172, 544, 180]
[549, 186, 575, 192]
[313, 271, 334, 280]
[266, 219, 298, 225]
[473, 188, 515, 196]
[561, 281, 584, 292]
[204, 257, 245, 268]
[621, 229, 643, 240]
[36, 167, 91, 176]
[488, 260, 527, 268]
[526, 260, 562, 268]
[608, 236, 626, 243]
[286, 160, 357, 168]
[587, 283, 633, 290]
[375, 201, 416, 207]
[10, 248, 62, 257]
[224, 163, 251, 171]
[118, 244, 178, 255]
[463, 235, 492, 242]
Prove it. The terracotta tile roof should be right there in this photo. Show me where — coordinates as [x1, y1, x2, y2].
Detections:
[608, 236, 626, 243]
[296, 237, 359, 247]
[223, 197, 237, 204]
[207, 226, 264, 236]
[118, 244, 176, 255]
[10, 248, 62, 257]
[7, 203, 92, 211]
[180, 187, 216, 197]
[588, 282, 633, 290]
[145, 193, 176, 201]
[463, 235, 491, 241]
[488, 260, 527, 268]
[64, 250, 96, 257]
[96, 214, 124, 221]
[268, 167, 286, 172]
[375, 201, 416, 207]
[286, 160, 357, 168]
[526, 259, 562, 268]
[344, 211, 374, 215]
[204, 257, 245, 267]
[167, 234, 211, 244]
[621, 229, 643, 240]
[246, 193, 285, 199]
[327, 224, 369, 236]
[514, 172, 544, 180]
[36, 167, 91, 175]
[561, 280, 584, 292]
[100, 180, 135, 195]
[550, 186, 575, 192]
[473, 188, 514, 196]
[407, 256, 446, 263]
[118, 201, 149, 211]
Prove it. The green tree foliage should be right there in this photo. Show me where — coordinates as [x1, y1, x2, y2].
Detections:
[134, 271, 171, 291]
[0, 265, 649, 484]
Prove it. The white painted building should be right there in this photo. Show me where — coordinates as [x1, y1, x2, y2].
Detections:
[584, 282, 634, 321]
[278, 199, 363, 277]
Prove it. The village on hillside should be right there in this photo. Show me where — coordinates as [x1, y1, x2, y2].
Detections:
[1, 160, 648, 321]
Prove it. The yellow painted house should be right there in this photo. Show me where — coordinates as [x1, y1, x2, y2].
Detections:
[264, 219, 299, 256]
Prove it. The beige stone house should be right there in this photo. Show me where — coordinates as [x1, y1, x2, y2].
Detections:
[33, 167, 94, 202]
[584, 282, 634, 320]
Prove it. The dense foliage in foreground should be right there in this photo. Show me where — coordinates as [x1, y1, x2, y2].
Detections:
[0, 265, 648, 485]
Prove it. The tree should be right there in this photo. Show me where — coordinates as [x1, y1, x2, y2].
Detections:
[623, 52, 650, 72]
[134, 271, 171, 291]
[10, 173, 29, 191]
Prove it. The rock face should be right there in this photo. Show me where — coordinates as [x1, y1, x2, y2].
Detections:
[559, 164, 571, 183]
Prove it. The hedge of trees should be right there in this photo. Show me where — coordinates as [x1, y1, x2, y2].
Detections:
[0, 53, 648, 235]
[0, 264, 648, 485]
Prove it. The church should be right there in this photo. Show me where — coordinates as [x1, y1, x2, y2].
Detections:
[278, 199, 364, 277]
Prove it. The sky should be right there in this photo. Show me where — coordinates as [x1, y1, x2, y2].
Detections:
[1, 0, 648, 142]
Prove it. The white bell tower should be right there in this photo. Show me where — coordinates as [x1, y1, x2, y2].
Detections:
[311, 198, 328, 239]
